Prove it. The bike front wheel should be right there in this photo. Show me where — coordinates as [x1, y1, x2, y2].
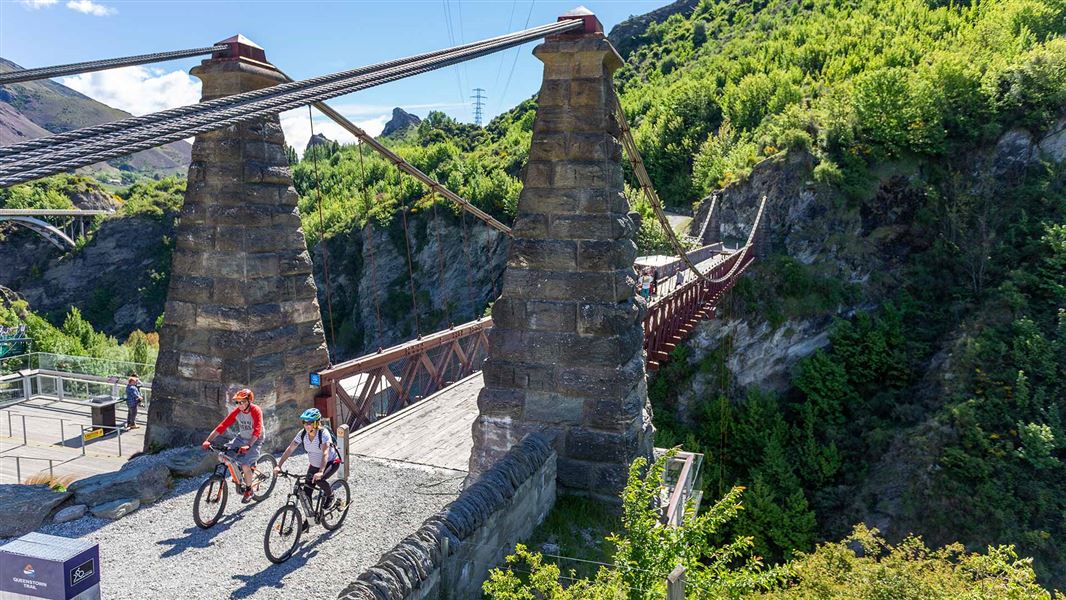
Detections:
[321, 479, 351, 531]
[193, 475, 228, 529]
[251, 454, 278, 501]
[264, 504, 302, 564]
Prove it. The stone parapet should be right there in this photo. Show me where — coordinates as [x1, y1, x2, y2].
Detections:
[467, 19, 654, 502]
[338, 434, 556, 600]
[145, 40, 329, 452]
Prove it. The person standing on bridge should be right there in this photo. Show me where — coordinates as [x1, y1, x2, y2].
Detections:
[638, 269, 653, 301]
[124, 375, 142, 430]
[675, 268, 685, 291]
[201, 388, 264, 504]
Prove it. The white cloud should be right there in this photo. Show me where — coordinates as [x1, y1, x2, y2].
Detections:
[61, 66, 200, 116]
[65, 0, 115, 16]
[279, 108, 389, 154]
[20, 0, 58, 9]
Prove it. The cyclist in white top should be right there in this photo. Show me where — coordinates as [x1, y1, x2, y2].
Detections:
[274, 408, 341, 507]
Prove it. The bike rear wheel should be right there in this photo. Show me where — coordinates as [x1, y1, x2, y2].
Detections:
[251, 454, 278, 501]
[264, 504, 302, 564]
[193, 475, 228, 529]
[321, 479, 351, 531]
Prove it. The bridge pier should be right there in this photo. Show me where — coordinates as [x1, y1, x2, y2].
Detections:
[468, 10, 654, 502]
[145, 36, 329, 452]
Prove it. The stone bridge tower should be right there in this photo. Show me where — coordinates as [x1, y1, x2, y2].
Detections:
[468, 10, 654, 502]
[146, 37, 329, 452]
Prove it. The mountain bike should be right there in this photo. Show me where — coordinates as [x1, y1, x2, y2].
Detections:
[263, 469, 351, 563]
[192, 443, 277, 529]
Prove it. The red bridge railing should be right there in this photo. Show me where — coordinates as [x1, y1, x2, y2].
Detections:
[316, 318, 492, 430]
[643, 248, 754, 370]
[316, 247, 754, 429]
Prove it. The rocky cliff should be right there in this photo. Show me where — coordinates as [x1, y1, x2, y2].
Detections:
[381, 107, 422, 138]
[313, 208, 508, 361]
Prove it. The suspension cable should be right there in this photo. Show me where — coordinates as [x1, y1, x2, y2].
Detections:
[288, 87, 511, 236]
[459, 210, 475, 320]
[400, 200, 422, 338]
[0, 21, 570, 159]
[307, 107, 337, 363]
[0, 19, 584, 186]
[432, 202, 452, 326]
[356, 142, 384, 347]
[0, 44, 228, 86]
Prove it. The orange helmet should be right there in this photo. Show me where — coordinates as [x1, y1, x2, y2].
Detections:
[231, 388, 254, 405]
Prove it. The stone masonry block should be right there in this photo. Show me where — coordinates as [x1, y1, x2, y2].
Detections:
[537, 79, 570, 107]
[474, 386, 525, 421]
[570, 79, 606, 107]
[501, 268, 635, 303]
[528, 135, 568, 163]
[519, 188, 629, 216]
[576, 300, 642, 336]
[576, 239, 637, 271]
[550, 213, 633, 241]
[523, 161, 552, 188]
[508, 239, 578, 271]
[524, 392, 584, 425]
[510, 214, 549, 239]
[565, 427, 638, 463]
[177, 352, 222, 380]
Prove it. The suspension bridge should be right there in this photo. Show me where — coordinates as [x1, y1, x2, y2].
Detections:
[1, 7, 768, 595]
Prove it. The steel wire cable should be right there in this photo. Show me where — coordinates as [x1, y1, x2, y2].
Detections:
[0, 20, 582, 186]
[0, 21, 572, 160]
[0, 45, 228, 86]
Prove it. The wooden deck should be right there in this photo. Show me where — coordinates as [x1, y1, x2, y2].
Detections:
[346, 372, 482, 472]
[1, 397, 145, 484]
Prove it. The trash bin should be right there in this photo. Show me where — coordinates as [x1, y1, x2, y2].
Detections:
[88, 396, 117, 430]
[0, 532, 100, 599]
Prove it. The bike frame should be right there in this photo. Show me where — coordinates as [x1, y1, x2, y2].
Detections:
[280, 472, 325, 523]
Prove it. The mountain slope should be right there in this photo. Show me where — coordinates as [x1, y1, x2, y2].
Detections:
[0, 57, 191, 175]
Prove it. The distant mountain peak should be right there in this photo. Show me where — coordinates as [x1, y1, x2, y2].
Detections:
[381, 107, 421, 137]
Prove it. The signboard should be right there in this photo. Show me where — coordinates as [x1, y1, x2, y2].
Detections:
[82, 429, 103, 441]
[0, 532, 100, 599]
[309, 372, 321, 387]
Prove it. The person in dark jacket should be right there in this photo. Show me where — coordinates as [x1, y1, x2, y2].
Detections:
[125, 375, 143, 430]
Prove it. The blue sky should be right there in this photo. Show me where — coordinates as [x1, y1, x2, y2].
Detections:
[1, 0, 663, 150]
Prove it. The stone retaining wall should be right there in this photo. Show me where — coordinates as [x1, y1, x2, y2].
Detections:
[338, 435, 556, 600]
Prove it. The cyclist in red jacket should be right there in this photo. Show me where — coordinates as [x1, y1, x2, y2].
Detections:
[202, 388, 264, 503]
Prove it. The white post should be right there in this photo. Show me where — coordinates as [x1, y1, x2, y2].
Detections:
[338, 424, 350, 481]
[21, 373, 31, 401]
[57, 376, 64, 401]
[666, 565, 686, 600]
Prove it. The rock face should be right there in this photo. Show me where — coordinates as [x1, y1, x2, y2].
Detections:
[314, 210, 509, 359]
[145, 48, 330, 453]
[306, 133, 333, 149]
[381, 107, 422, 138]
[0, 484, 71, 537]
[607, 0, 700, 59]
[468, 27, 653, 502]
[0, 214, 176, 337]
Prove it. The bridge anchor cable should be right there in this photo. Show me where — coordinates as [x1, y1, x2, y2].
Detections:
[610, 86, 768, 285]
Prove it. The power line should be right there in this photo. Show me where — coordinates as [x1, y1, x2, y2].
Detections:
[498, 0, 537, 114]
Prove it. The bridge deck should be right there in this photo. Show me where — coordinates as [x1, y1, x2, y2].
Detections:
[347, 372, 482, 472]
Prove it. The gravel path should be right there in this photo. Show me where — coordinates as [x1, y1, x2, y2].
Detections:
[38, 453, 463, 599]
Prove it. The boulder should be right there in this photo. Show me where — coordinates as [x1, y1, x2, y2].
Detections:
[52, 504, 88, 524]
[162, 446, 218, 478]
[68, 460, 171, 507]
[90, 498, 139, 520]
[0, 484, 72, 537]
